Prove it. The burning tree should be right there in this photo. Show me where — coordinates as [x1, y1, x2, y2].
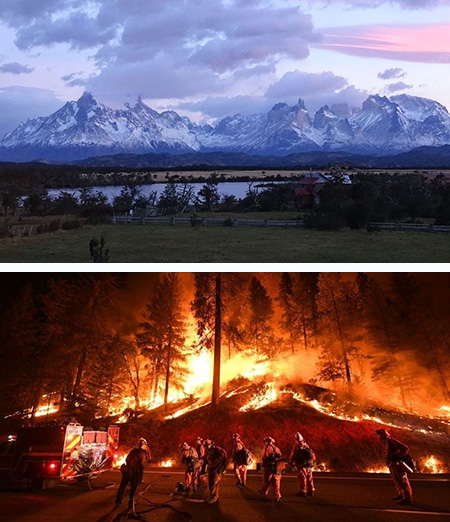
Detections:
[316, 273, 362, 390]
[191, 273, 248, 406]
[246, 276, 276, 358]
[278, 273, 319, 354]
[137, 273, 188, 411]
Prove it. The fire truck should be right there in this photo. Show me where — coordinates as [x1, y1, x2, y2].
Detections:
[0, 423, 120, 489]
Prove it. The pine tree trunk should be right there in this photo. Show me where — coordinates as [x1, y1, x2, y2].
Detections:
[71, 345, 88, 410]
[212, 273, 222, 407]
[164, 328, 172, 410]
[328, 283, 352, 386]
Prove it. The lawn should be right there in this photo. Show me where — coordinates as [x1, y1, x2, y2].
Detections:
[0, 223, 449, 263]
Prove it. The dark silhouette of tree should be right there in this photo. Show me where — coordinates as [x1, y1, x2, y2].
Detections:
[197, 182, 220, 211]
[357, 274, 410, 408]
[316, 273, 360, 389]
[278, 273, 319, 354]
[246, 276, 275, 359]
[89, 234, 109, 263]
[137, 274, 187, 410]
[0, 283, 40, 418]
[191, 273, 247, 405]
[42, 274, 120, 414]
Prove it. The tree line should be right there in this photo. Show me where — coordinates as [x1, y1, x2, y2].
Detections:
[0, 273, 449, 424]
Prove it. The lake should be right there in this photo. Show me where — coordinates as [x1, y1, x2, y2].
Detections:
[46, 181, 276, 202]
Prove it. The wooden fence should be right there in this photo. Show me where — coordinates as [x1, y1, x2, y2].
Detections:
[112, 215, 450, 232]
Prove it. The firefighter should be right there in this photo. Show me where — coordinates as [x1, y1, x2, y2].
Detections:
[180, 441, 200, 493]
[289, 432, 315, 497]
[376, 429, 413, 505]
[232, 433, 249, 487]
[259, 436, 283, 503]
[203, 439, 228, 504]
[194, 437, 207, 487]
[115, 438, 150, 509]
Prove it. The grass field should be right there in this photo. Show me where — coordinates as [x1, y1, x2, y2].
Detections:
[0, 223, 449, 263]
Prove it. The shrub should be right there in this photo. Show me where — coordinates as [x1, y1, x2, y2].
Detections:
[62, 219, 83, 230]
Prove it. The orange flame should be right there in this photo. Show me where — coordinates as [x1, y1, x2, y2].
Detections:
[424, 456, 444, 474]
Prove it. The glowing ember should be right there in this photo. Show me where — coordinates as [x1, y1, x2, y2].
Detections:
[424, 456, 444, 474]
[160, 459, 175, 468]
[240, 382, 278, 412]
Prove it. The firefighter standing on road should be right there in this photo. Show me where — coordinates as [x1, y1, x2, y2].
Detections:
[203, 439, 228, 504]
[180, 441, 200, 493]
[232, 433, 249, 487]
[376, 429, 413, 505]
[115, 438, 151, 509]
[289, 432, 316, 497]
[194, 437, 207, 487]
[259, 436, 283, 503]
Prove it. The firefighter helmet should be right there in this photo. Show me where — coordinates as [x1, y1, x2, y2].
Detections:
[264, 436, 275, 444]
[232, 433, 240, 440]
[180, 442, 189, 450]
[294, 432, 304, 442]
[204, 439, 214, 447]
[375, 429, 390, 438]
[138, 437, 148, 447]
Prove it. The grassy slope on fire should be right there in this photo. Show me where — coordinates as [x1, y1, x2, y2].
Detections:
[116, 383, 450, 473]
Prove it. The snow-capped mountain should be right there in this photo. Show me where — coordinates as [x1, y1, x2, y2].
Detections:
[1, 92, 450, 162]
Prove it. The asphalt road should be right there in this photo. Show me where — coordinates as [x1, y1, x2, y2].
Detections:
[1, 470, 449, 522]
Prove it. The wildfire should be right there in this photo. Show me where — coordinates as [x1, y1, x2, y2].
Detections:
[366, 467, 389, 474]
[313, 462, 329, 472]
[424, 456, 445, 474]
[439, 406, 450, 417]
[240, 382, 278, 412]
[33, 404, 59, 418]
[160, 459, 175, 468]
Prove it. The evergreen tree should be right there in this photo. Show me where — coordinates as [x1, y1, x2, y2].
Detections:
[137, 274, 187, 410]
[246, 276, 276, 359]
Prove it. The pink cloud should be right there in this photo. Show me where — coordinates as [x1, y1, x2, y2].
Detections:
[318, 23, 450, 63]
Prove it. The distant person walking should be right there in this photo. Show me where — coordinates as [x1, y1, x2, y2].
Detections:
[376, 429, 413, 505]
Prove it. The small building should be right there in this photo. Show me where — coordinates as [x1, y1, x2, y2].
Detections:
[295, 172, 351, 208]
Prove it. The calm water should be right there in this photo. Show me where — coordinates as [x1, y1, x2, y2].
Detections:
[46, 182, 274, 202]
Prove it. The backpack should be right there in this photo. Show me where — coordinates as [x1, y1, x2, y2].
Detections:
[292, 446, 315, 468]
[235, 448, 253, 466]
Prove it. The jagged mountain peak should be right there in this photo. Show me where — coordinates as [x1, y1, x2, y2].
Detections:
[1, 93, 450, 161]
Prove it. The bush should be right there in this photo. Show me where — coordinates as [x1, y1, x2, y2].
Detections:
[62, 219, 83, 230]
[36, 220, 61, 234]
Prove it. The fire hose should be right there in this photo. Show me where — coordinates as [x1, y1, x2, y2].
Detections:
[112, 475, 193, 522]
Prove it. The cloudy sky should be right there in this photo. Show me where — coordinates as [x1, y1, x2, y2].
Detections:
[0, 0, 449, 135]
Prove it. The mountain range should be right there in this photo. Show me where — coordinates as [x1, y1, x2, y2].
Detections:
[1, 91, 450, 162]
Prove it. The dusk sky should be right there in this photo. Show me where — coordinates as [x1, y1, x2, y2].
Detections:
[0, 0, 449, 135]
